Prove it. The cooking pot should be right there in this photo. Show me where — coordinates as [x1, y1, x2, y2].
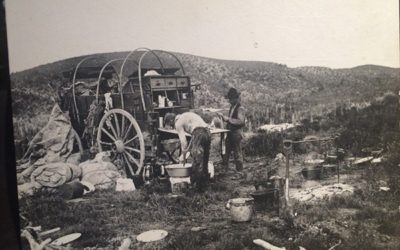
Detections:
[226, 198, 254, 222]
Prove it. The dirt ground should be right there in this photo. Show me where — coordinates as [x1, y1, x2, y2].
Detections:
[18, 150, 400, 249]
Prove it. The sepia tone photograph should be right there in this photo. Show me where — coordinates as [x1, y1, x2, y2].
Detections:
[4, 0, 400, 249]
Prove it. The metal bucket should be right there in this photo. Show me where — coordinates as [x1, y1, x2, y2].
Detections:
[226, 198, 254, 222]
[165, 163, 192, 177]
[250, 188, 279, 211]
[302, 165, 323, 180]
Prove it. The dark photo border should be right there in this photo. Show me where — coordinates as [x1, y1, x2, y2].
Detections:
[0, 2, 21, 249]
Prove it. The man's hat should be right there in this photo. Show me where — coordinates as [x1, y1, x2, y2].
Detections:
[225, 87, 240, 99]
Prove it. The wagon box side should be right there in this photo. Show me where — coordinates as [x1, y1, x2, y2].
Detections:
[62, 92, 146, 137]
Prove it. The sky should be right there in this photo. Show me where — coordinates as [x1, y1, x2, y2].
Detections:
[5, 0, 400, 72]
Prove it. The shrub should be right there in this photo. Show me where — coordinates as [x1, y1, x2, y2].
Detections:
[243, 128, 306, 157]
[383, 141, 400, 197]
[378, 212, 400, 236]
[335, 93, 400, 155]
[243, 132, 285, 157]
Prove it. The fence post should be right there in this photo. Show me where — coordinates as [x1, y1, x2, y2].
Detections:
[283, 140, 293, 207]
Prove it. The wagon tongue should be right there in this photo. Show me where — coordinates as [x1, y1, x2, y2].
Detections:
[115, 140, 125, 153]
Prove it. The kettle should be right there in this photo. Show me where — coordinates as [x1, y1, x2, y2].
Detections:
[226, 198, 254, 222]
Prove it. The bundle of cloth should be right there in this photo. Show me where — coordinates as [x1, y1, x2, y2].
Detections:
[19, 152, 121, 198]
[30, 162, 82, 188]
[79, 152, 122, 190]
[28, 104, 78, 164]
[18, 104, 81, 184]
[18, 161, 82, 198]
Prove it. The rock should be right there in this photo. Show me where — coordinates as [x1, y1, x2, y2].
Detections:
[253, 239, 286, 250]
[371, 158, 382, 164]
[379, 234, 391, 242]
[191, 226, 207, 232]
[66, 198, 87, 203]
[118, 238, 131, 250]
[379, 187, 390, 192]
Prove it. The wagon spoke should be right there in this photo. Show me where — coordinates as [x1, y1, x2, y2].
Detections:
[105, 119, 119, 139]
[124, 151, 140, 168]
[121, 116, 125, 139]
[122, 153, 135, 176]
[98, 109, 144, 176]
[125, 146, 141, 155]
[101, 128, 117, 142]
[99, 140, 113, 146]
[110, 150, 118, 161]
[124, 135, 138, 145]
[114, 113, 120, 137]
[123, 123, 133, 141]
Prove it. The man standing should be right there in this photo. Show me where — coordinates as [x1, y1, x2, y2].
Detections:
[164, 112, 211, 191]
[218, 87, 245, 172]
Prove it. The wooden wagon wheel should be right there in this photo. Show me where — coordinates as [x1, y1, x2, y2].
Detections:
[97, 109, 145, 176]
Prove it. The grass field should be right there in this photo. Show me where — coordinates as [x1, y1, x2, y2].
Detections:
[18, 155, 400, 250]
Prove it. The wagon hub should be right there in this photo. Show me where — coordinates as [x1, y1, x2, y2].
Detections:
[115, 140, 125, 153]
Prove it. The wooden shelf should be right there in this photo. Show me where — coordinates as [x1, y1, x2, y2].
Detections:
[152, 88, 188, 91]
[153, 106, 183, 110]
[158, 127, 230, 135]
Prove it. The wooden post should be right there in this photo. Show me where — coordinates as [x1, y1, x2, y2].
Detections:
[336, 146, 340, 184]
[283, 140, 293, 207]
[220, 133, 226, 157]
[285, 153, 290, 204]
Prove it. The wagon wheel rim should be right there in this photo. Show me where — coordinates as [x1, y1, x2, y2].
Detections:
[97, 109, 145, 176]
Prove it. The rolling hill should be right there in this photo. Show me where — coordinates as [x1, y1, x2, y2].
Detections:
[10, 50, 400, 139]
